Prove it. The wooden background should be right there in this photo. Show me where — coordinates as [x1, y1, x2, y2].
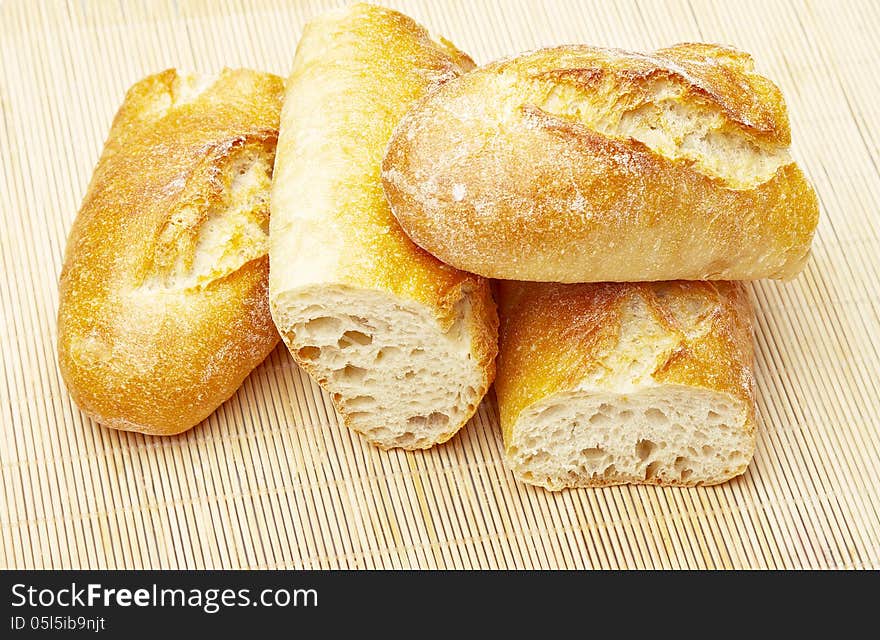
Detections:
[2, 0, 878, 569]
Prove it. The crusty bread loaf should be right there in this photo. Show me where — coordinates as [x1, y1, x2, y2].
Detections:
[383, 44, 820, 283]
[58, 68, 283, 436]
[495, 280, 756, 490]
[269, 4, 498, 450]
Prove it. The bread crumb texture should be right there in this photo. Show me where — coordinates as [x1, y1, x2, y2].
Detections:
[273, 285, 496, 449]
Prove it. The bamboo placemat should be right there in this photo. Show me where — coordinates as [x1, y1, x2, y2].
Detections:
[1, 0, 878, 570]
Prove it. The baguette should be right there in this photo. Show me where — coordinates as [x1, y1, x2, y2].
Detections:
[495, 280, 756, 490]
[383, 44, 820, 283]
[269, 4, 498, 450]
[58, 69, 283, 435]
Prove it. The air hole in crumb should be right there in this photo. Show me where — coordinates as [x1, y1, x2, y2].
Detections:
[589, 412, 611, 426]
[645, 408, 667, 424]
[674, 456, 688, 472]
[635, 439, 657, 462]
[338, 330, 372, 348]
[645, 461, 661, 480]
[297, 346, 321, 360]
[407, 412, 449, 428]
[729, 450, 742, 459]
[429, 412, 449, 427]
[345, 395, 374, 411]
[680, 468, 694, 482]
[302, 316, 341, 335]
[701, 445, 714, 456]
[528, 451, 550, 464]
[580, 447, 605, 460]
[603, 463, 617, 476]
[619, 410, 633, 420]
[708, 410, 721, 420]
[376, 346, 401, 362]
[339, 365, 366, 382]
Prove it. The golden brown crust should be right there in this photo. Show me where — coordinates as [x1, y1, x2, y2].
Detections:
[58, 69, 283, 435]
[495, 280, 756, 477]
[382, 44, 819, 283]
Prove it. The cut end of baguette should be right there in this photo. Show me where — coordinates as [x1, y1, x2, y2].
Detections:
[272, 286, 490, 449]
[507, 386, 755, 490]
